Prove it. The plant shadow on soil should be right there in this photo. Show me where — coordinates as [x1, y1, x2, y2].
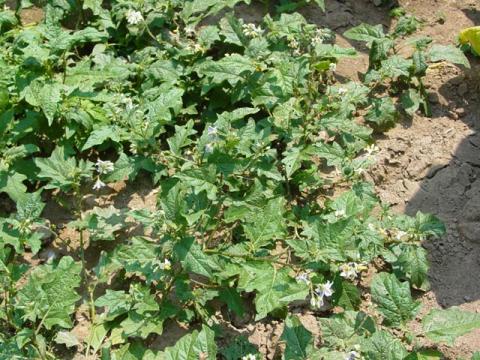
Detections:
[404, 14, 480, 306]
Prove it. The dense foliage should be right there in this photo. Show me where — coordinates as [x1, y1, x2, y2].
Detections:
[0, 0, 477, 359]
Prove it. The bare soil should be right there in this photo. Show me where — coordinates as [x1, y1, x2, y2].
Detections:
[9, 0, 480, 358]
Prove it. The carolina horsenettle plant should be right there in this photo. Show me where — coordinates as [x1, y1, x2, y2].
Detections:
[0, 0, 476, 359]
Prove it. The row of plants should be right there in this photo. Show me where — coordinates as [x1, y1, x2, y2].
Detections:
[0, 0, 477, 359]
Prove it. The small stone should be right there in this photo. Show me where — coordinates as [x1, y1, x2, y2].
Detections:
[464, 295, 472, 302]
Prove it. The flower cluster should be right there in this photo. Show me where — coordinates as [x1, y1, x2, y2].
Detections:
[126, 9, 144, 25]
[241, 355, 256, 360]
[242, 23, 263, 38]
[93, 159, 114, 190]
[339, 262, 367, 281]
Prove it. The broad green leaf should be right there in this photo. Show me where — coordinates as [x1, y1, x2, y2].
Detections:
[0, 171, 28, 202]
[282, 146, 309, 179]
[54, 331, 80, 348]
[366, 97, 398, 130]
[161, 325, 217, 360]
[82, 125, 123, 150]
[16, 256, 81, 330]
[174, 237, 220, 278]
[392, 245, 430, 290]
[370, 273, 421, 326]
[243, 197, 286, 249]
[319, 311, 376, 348]
[361, 330, 408, 360]
[23, 80, 62, 125]
[221, 336, 259, 360]
[401, 88, 422, 116]
[281, 315, 313, 360]
[167, 120, 197, 155]
[422, 307, 480, 346]
[233, 262, 308, 319]
[429, 44, 470, 68]
[344, 24, 386, 45]
[35, 146, 93, 191]
[405, 350, 442, 360]
[197, 54, 256, 86]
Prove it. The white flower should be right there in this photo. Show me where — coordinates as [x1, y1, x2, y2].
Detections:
[339, 263, 367, 280]
[93, 178, 106, 190]
[242, 23, 263, 38]
[296, 272, 311, 284]
[396, 230, 408, 241]
[126, 9, 144, 25]
[207, 126, 218, 136]
[122, 97, 134, 111]
[338, 87, 348, 95]
[312, 35, 323, 45]
[339, 263, 358, 281]
[346, 350, 361, 360]
[365, 144, 379, 156]
[161, 258, 171, 270]
[242, 355, 257, 360]
[329, 62, 337, 72]
[96, 159, 114, 174]
[316, 280, 334, 298]
[310, 294, 324, 308]
[204, 143, 214, 154]
[288, 38, 299, 49]
[335, 209, 346, 218]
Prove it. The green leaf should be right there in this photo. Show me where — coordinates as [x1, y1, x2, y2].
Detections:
[422, 307, 480, 346]
[0, 171, 28, 202]
[472, 352, 480, 360]
[331, 276, 361, 310]
[23, 80, 62, 125]
[16, 256, 82, 330]
[361, 330, 408, 360]
[35, 146, 92, 191]
[282, 146, 309, 179]
[319, 311, 376, 348]
[174, 237, 220, 278]
[429, 44, 470, 68]
[197, 54, 256, 86]
[344, 24, 386, 45]
[82, 125, 123, 150]
[167, 120, 197, 155]
[54, 331, 80, 348]
[218, 287, 245, 316]
[221, 336, 259, 360]
[401, 88, 422, 116]
[312, 0, 325, 11]
[392, 245, 430, 290]
[281, 315, 313, 360]
[405, 350, 442, 360]
[161, 325, 217, 360]
[243, 197, 286, 249]
[365, 97, 398, 130]
[234, 262, 308, 320]
[370, 272, 421, 326]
